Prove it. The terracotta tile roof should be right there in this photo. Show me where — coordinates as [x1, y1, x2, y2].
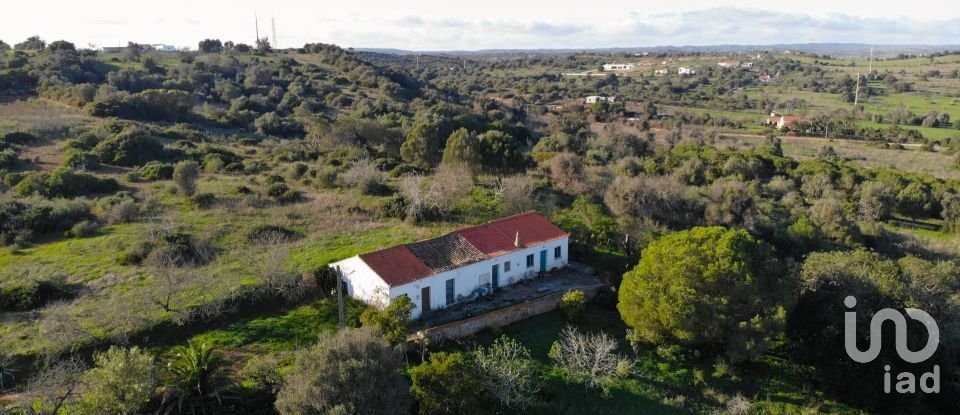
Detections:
[457, 212, 569, 256]
[406, 233, 487, 273]
[354, 212, 568, 287]
[359, 246, 433, 287]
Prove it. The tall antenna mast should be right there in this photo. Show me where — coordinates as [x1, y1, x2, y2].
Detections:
[869, 47, 873, 73]
[271, 17, 277, 49]
[254, 11, 260, 43]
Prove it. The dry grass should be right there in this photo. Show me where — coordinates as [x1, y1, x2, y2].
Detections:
[717, 134, 960, 179]
[0, 97, 92, 138]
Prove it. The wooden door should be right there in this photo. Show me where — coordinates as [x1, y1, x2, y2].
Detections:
[421, 286, 431, 313]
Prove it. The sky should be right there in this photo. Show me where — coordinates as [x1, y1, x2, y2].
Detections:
[4, 0, 960, 51]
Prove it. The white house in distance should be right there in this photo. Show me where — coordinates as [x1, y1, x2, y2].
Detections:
[654, 68, 668, 76]
[678, 67, 696, 75]
[584, 95, 616, 104]
[717, 60, 741, 68]
[602, 63, 635, 71]
[329, 212, 570, 319]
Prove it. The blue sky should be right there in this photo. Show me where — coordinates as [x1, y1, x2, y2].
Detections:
[4, 0, 960, 50]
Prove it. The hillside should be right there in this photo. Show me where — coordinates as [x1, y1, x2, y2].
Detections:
[1, 40, 959, 414]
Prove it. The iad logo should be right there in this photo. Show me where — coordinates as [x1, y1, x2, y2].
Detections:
[844, 296, 940, 393]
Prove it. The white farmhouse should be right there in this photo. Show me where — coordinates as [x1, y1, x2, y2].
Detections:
[602, 63, 635, 71]
[584, 95, 615, 104]
[678, 67, 696, 75]
[330, 212, 570, 319]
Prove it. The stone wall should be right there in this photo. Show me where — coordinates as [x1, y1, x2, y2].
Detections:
[418, 284, 607, 342]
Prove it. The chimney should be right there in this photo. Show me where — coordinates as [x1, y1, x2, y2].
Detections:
[514, 231, 521, 248]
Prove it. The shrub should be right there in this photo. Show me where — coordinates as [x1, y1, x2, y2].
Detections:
[409, 352, 491, 415]
[0, 265, 70, 311]
[62, 151, 99, 171]
[0, 131, 37, 145]
[92, 127, 167, 166]
[275, 328, 411, 415]
[14, 168, 118, 198]
[190, 192, 216, 208]
[560, 289, 586, 320]
[139, 161, 174, 180]
[67, 220, 100, 238]
[173, 160, 200, 196]
[77, 346, 157, 415]
[315, 166, 339, 188]
[267, 183, 289, 197]
[277, 190, 302, 204]
[0, 149, 20, 171]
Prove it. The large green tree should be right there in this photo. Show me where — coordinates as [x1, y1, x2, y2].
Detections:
[618, 226, 797, 362]
[441, 128, 481, 170]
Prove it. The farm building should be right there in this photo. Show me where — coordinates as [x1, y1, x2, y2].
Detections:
[678, 67, 696, 75]
[766, 113, 805, 129]
[717, 60, 741, 68]
[329, 212, 570, 319]
[654, 68, 668, 76]
[602, 63, 635, 71]
[584, 95, 616, 104]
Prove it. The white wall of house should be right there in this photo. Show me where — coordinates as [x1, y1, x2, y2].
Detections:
[329, 256, 390, 307]
[390, 237, 569, 319]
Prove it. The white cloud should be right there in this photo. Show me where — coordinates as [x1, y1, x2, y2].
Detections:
[3, 1, 959, 50]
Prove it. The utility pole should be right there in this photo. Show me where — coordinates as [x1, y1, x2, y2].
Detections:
[334, 266, 345, 329]
[254, 11, 260, 43]
[416, 54, 420, 70]
[853, 72, 861, 107]
[869, 47, 873, 74]
[271, 17, 278, 49]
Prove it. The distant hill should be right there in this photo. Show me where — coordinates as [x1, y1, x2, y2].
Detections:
[355, 43, 960, 59]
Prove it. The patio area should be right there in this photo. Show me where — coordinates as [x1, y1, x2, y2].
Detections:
[411, 262, 605, 330]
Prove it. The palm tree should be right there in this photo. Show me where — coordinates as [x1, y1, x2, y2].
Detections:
[160, 341, 230, 414]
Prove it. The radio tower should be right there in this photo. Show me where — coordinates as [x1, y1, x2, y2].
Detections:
[272, 17, 278, 49]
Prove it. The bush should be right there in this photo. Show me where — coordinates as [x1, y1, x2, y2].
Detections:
[62, 151, 99, 171]
[277, 190, 302, 204]
[0, 148, 21, 171]
[409, 352, 491, 415]
[0, 265, 70, 311]
[14, 168, 118, 198]
[173, 160, 200, 196]
[92, 127, 168, 166]
[139, 161, 174, 180]
[77, 346, 157, 415]
[67, 220, 100, 238]
[275, 328, 411, 415]
[560, 289, 586, 320]
[190, 192, 216, 208]
[267, 183, 289, 197]
[0, 198, 94, 245]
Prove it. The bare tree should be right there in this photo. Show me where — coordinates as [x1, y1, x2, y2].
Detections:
[549, 152, 587, 194]
[497, 175, 537, 215]
[342, 157, 387, 195]
[398, 166, 472, 222]
[549, 326, 628, 392]
[474, 337, 539, 410]
[430, 165, 471, 217]
[38, 301, 103, 358]
[246, 235, 305, 303]
[146, 252, 192, 313]
[20, 357, 85, 415]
